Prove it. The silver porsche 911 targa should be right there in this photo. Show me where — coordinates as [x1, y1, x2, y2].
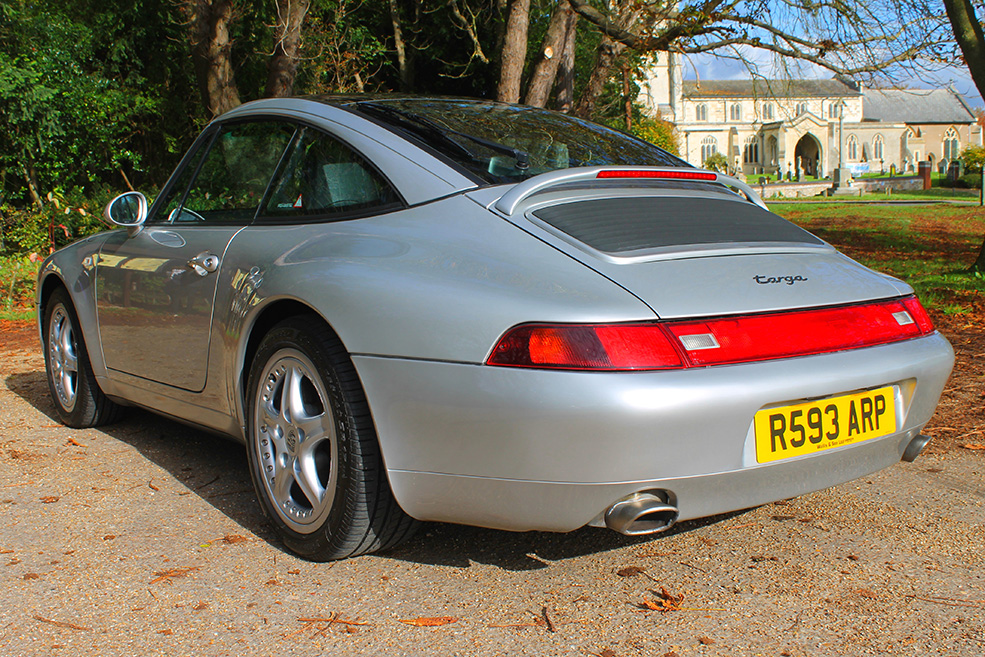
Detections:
[37, 97, 954, 560]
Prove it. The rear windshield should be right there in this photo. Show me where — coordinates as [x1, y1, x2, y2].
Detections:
[533, 197, 824, 255]
[350, 98, 687, 184]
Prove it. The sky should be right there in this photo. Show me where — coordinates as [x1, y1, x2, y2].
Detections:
[684, 50, 984, 111]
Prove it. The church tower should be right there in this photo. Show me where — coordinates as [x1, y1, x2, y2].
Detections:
[639, 51, 683, 122]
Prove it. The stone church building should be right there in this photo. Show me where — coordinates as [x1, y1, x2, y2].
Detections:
[639, 53, 983, 178]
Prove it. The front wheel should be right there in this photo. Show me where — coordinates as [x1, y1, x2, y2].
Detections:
[43, 288, 122, 428]
[246, 317, 417, 560]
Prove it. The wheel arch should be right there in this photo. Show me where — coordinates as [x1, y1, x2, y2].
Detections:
[38, 271, 68, 323]
[238, 299, 350, 429]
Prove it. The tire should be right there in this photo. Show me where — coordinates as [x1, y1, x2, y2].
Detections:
[246, 317, 418, 560]
[43, 288, 123, 428]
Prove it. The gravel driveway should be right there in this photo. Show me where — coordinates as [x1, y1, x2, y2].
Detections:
[1, 323, 983, 656]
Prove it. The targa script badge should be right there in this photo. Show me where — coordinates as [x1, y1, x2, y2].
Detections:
[753, 274, 808, 285]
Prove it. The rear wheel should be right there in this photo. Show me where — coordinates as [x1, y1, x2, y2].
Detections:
[246, 317, 417, 560]
[43, 288, 123, 428]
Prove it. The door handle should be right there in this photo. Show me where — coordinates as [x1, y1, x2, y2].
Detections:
[187, 252, 220, 276]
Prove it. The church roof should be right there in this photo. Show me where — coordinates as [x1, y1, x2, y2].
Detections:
[682, 78, 860, 99]
[862, 88, 975, 124]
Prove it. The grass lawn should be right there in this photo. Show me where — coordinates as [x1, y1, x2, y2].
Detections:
[771, 201, 985, 319]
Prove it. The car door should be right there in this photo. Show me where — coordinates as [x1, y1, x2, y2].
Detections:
[96, 119, 297, 391]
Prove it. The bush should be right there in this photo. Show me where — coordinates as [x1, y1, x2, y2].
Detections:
[0, 254, 40, 313]
[703, 152, 729, 173]
[962, 145, 984, 174]
[1, 189, 111, 256]
[631, 116, 678, 155]
[959, 172, 983, 190]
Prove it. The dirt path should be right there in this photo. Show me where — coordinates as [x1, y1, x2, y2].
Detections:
[1, 321, 983, 656]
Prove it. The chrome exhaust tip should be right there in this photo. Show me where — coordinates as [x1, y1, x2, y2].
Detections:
[604, 491, 679, 536]
[902, 434, 932, 462]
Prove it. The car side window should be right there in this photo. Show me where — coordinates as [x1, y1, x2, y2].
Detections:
[263, 127, 400, 218]
[158, 121, 296, 224]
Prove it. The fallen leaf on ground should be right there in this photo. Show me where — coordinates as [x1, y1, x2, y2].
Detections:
[298, 616, 370, 626]
[40, 496, 59, 504]
[33, 615, 90, 631]
[617, 566, 645, 577]
[961, 443, 985, 450]
[66, 438, 86, 447]
[698, 636, 715, 645]
[218, 534, 247, 544]
[150, 566, 199, 584]
[638, 587, 685, 612]
[399, 616, 458, 627]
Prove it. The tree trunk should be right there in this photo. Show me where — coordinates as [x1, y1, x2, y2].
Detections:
[183, 0, 242, 117]
[388, 0, 413, 91]
[974, 235, 985, 272]
[497, 0, 530, 103]
[265, 0, 311, 98]
[524, 0, 572, 107]
[943, 0, 985, 101]
[941, 0, 985, 272]
[22, 156, 43, 209]
[622, 64, 632, 131]
[555, 11, 578, 112]
[573, 35, 625, 118]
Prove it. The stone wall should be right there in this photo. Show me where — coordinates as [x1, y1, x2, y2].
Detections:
[756, 175, 923, 199]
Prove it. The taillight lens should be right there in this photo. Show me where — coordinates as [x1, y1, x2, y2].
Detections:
[487, 296, 935, 370]
[487, 324, 684, 370]
[596, 170, 717, 181]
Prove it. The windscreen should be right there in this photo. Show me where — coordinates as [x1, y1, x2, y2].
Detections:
[351, 99, 687, 184]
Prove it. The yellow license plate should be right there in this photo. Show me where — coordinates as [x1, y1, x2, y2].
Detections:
[754, 386, 897, 463]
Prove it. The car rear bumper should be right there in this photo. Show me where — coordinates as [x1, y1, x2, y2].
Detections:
[353, 332, 953, 532]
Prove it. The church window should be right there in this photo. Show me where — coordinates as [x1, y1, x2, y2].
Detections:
[796, 102, 808, 116]
[762, 103, 774, 120]
[847, 135, 858, 161]
[943, 128, 960, 161]
[730, 103, 741, 121]
[873, 134, 884, 160]
[743, 136, 759, 163]
[700, 136, 718, 164]
[695, 104, 708, 121]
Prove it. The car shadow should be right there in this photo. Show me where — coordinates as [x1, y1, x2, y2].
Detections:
[6, 369, 750, 571]
[380, 511, 748, 571]
[5, 369, 280, 548]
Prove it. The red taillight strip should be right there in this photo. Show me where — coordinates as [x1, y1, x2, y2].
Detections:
[665, 298, 933, 367]
[486, 297, 935, 371]
[596, 170, 718, 181]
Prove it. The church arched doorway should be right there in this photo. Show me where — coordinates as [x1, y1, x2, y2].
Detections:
[795, 134, 822, 178]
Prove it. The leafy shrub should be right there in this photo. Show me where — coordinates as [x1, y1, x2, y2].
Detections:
[959, 172, 983, 190]
[703, 152, 730, 173]
[631, 116, 679, 155]
[961, 145, 984, 175]
[1, 189, 111, 255]
[0, 254, 39, 313]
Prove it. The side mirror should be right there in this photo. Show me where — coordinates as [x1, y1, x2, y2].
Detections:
[102, 192, 148, 236]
